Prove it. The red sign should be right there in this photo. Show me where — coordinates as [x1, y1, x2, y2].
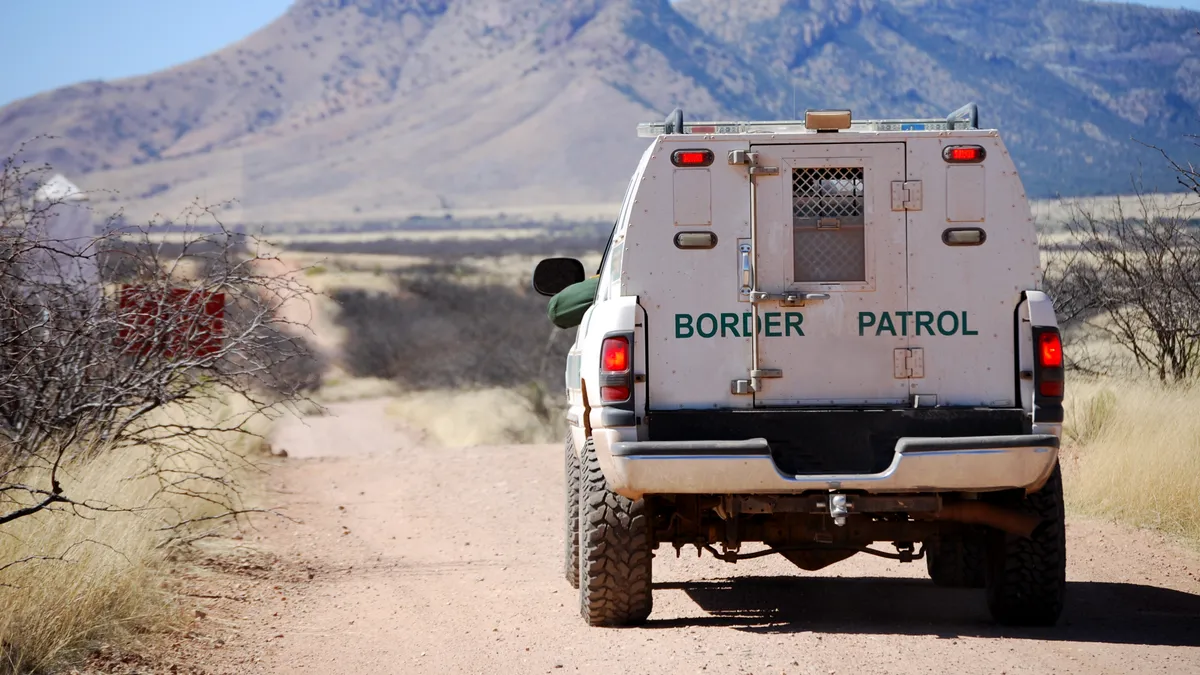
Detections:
[117, 285, 225, 359]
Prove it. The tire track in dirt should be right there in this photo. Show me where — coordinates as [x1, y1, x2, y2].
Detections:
[177, 401, 1200, 674]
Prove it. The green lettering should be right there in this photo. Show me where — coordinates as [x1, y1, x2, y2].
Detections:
[697, 313, 718, 338]
[720, 313, 740, 338]
[895, 311, 913, 336]
[962, 311, 978, 336]
[937, 310, 959, 336]
[876, 312, 897, 337]
[746, 313, 762, 334]
[676, 314, 694, 339]
[764, 312, 782, 337]
[858, 312, 876, 336]
[915, 311, 935, 336]
[785, 312, 804, 337]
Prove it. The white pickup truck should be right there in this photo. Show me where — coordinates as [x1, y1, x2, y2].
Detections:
[534, 104, 1065, 629]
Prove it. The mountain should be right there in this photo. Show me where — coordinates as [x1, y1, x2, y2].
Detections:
[0, 0, 1197, 224]
[678, 0, 1200, 195]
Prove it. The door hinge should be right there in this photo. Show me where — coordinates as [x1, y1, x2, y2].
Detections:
[893, 348, 925, 378]
[891, 180, 923, 211]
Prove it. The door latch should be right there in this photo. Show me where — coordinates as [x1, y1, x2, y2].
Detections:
[728, 150, 778, 175]
[731, 369, 782, 395]
[749, 291, 830, 307]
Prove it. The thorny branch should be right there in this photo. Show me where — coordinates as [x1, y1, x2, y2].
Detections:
[1, 144, 321, 557]
[1041, 150, 1200, 382]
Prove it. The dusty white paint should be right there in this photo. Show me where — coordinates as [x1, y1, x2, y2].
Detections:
[563, 124, 1053, 492]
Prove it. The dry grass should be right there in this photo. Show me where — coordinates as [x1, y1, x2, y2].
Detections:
[0, 394, 273, 674]
[315, 375, 403, 403]
[1062, 379, 1200, 542]
[385, 387, 564, 447]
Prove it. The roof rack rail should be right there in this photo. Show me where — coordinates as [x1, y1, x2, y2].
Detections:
[638, 102, 981, 137]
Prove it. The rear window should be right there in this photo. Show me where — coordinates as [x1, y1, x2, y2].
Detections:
[792, 167, 865, 283]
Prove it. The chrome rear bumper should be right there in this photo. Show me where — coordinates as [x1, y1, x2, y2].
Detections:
[591, 429, 1060, 500]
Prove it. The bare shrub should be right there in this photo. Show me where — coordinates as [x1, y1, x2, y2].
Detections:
[285, 223, 610, 260]
[0, 148, 319, 670]
[259, 326, 327, 395]
[1041, 141, 1200, 382]
[0, 151, 315, 550]
[96, 236, 249, 284]
[333, 265, 572, 431]
[0, 391, 273, 673]
[1045, 190, 1200, 381]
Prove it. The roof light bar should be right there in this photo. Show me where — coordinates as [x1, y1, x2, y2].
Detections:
[637, 102, 982, 137]
[638, 118, 963, 137]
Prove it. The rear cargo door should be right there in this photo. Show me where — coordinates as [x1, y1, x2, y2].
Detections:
[750, 142, 910, 406]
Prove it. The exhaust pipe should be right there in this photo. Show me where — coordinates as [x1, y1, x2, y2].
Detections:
[931, 501, 1043, 539]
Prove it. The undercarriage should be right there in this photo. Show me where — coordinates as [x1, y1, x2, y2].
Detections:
[649, 491, 1040, 570]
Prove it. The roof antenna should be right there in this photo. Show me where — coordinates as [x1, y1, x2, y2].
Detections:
[664, 108, 684, 135]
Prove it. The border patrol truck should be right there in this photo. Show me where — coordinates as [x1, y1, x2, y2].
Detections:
[533, 104, 1065, 628]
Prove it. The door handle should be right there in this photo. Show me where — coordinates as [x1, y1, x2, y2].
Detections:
[748, 291, 830, 307]
[739, 244, 753, 295]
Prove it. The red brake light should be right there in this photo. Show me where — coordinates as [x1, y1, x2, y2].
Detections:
[601, 385, 631, 403]
[601, 337, 629, 372]
[943, 145, 986, 163]
[671, 149, 714, 167]
[1039, 380, 1065, 398]
[1038, 332, 1063, 369]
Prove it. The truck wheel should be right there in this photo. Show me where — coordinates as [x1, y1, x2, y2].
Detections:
[985, 463, 1067, 626]
[578, 438, 653, 626]
[925, 530, 987, 588]
[564, 433, 581, 589]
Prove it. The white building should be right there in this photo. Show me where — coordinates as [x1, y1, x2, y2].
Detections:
[29, 173, 98, 288]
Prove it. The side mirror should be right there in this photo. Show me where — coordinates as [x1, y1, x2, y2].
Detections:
[532, 258, 586, 297]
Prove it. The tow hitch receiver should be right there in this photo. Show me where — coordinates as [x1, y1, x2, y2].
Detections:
[829, 494, 849, 526]
[727, 493, 1043, 538]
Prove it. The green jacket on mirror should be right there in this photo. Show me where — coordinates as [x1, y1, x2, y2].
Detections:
[546, 276, 600, 329]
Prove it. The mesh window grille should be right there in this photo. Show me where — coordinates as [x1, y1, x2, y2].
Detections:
[792, 167, 866, 282]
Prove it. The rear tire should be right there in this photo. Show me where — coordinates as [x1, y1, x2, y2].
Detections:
[578, 438, 653, 626]
[985, 463, 1067, 626]
[564, 433, 581, 589]
[926, 529, 987, 588]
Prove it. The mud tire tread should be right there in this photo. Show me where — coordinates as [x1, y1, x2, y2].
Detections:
[985, 463, 1067, 626]
[926, 530, 987, 588]
[578, 439, 652, 626]
[564, 433, 581, 589]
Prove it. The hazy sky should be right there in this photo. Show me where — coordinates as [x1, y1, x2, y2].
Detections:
[1, 0, 1198, 107]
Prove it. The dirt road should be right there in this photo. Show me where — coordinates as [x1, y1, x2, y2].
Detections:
[177, 399, 1200, 675]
